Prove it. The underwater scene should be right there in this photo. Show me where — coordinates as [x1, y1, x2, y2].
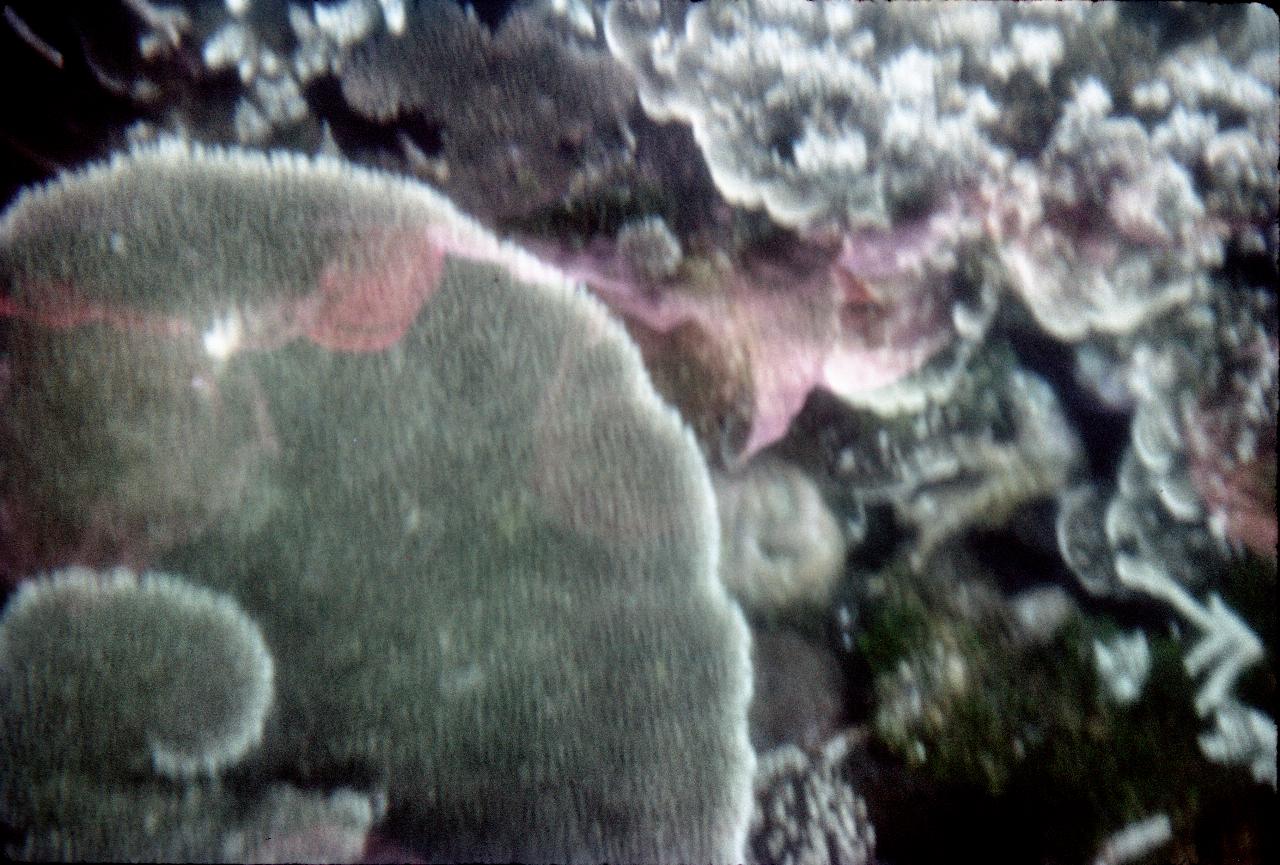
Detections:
[0, 1, 1276, 863]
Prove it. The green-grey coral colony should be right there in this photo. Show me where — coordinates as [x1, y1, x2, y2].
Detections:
[1, 140, 753, 862]
[1, 1, 1277, 863]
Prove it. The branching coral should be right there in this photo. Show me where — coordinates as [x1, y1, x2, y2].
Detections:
[1112, 555, 1274, 786]
[749, 730, 875, 865]
[858, 541, 1272, 860]
[1056, 287, 1276, 786]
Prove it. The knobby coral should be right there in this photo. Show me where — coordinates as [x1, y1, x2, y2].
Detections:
[713, 456, 848, 617]
[749, 730, 875, 865]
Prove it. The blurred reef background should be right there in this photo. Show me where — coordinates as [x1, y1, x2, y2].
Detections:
[1, 1, 1277, 863]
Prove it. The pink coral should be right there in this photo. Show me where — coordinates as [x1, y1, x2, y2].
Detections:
[524, 215, 965, 464]
[308, 227, 446, 352]
[526, 233, 836, 462]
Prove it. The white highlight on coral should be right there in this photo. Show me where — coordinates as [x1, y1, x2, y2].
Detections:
[1011, 585, 1076, 644]
[551, 0, 597, 39]
[202, 313, 243, 360]
[993, 24, 1063, 86]
[202, 22, 251, 72]
[124, 0, 191, 56]
[313, 0, 379, 45]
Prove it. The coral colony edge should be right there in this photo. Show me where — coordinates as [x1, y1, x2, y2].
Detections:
[0, 1, 1275, 864]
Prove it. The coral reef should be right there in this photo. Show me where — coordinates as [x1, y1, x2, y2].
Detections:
[339, 1, 636, 221]
[997, 79, 1224, 341]
[808, 344, 1083, 564]
[857, 543, 1271, 863]
[604, 0, 1010, 233]
[1, 1, 1276, 863]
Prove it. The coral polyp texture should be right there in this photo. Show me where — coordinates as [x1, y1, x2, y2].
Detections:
[2, 0, 1277, 862]
[0, 139, 754, 863]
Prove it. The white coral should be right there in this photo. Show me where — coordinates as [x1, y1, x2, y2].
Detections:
[1113, 554, 1273, 786]
[713, 457, 847, 615]
[604, 0, 1010, 230]
[1198, 701, 1278, 787]
[750, 732, 875, 865]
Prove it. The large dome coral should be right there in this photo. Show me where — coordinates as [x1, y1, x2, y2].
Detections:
[0, 139, 754, 863]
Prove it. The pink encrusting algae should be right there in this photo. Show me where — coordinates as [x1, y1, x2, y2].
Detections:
[525, 221, 963, 464]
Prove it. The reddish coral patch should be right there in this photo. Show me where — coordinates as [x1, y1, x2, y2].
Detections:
[307, 231, 446, 352]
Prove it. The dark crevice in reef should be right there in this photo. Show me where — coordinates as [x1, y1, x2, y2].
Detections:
[1000, 316, 1131, 483]
[0, 1, 146, 200]
[303, 75, 446, 162]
